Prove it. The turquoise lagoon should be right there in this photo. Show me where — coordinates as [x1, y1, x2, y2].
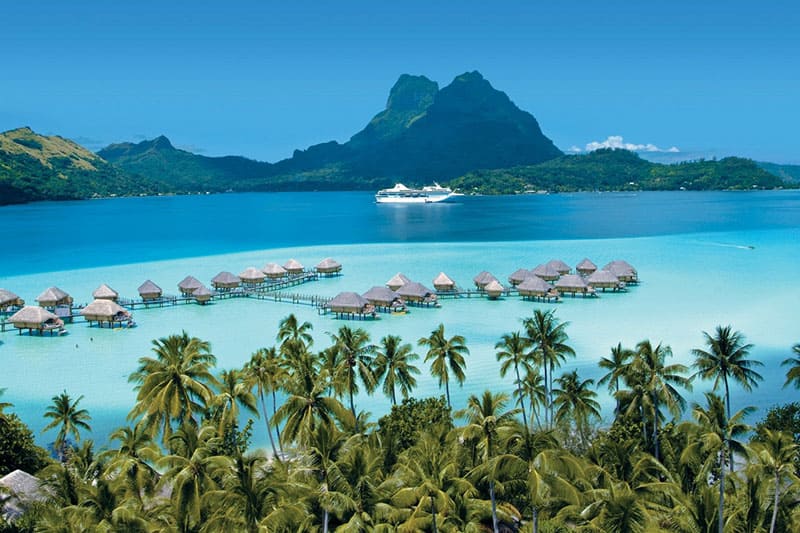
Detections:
[1, 191, 799, 449]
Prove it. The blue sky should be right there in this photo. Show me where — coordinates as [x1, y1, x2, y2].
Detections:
[2, 1, 798, 163]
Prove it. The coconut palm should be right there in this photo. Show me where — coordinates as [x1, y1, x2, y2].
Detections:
[522, 310, 575, 428]
[750, 429, 800, 533]
[418, 324, 469, 409]
[495, 331, 534, 430]
[42, 390, 92, 459]
[373, 334, 420, 405]
[101, 420, 160, 503]
[552, 370, 601, 448]
[211, 368, 258, 438]
[781, 342, 800, 389]
[598, 342, 635, 416]
[128, 331, 218, 446]
[277, 313, 314, 348]
[328, 325, 377, 428]
[243, 347, 286, 458]
[519, 371, 547, 430]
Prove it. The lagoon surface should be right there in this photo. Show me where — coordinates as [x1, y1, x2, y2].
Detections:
[2, 191, 799, 449]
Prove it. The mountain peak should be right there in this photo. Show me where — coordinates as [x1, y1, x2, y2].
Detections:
[453, 70, 486, 83]
[152, 135, 174, 150]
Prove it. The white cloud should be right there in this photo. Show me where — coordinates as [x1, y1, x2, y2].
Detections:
[578, 135, 679, 153]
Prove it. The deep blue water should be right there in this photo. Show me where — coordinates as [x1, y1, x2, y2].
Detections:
[1, 190, 799, 276]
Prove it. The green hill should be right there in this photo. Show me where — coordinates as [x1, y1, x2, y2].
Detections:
[757, 161, 800, 184]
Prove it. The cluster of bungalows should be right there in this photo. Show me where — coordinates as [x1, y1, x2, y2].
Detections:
[501, 258, 638, 299]
[325, 271, 440, 320]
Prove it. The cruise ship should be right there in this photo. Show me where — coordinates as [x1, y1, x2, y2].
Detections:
[375, 183, 455, 204]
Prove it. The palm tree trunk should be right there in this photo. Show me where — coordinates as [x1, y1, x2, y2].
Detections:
[515, 364, 529, 432]
[272, 389, 283, 453]
[652, 393, 660, 462]
[349, 387, 358, 431]
[718, 449, 725, 533]
[543, 359, 549, 428]
[723, 375, 734, 473]
[770, 471, 780, 533]
[444, 379, 451, 409]
[323, 508, 329, 533]
[391, 384, 396, 406]
[259, 389, 279, 459]
[614, 376, 620, 416]
[490, 479, 499, 533]
[431, 495, 438, 533]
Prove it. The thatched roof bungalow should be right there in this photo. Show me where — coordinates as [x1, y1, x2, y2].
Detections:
[36, 287, 72, 308]
[484, 279, 505, 299]
[262, 263, 287, 279]
[546, 259, 571, 275]
[80, 299, 133, 327]
[8, 306, 64, 335]
[327, 292, 374, 315]
[517, 276, 554, 298]
[92, 284, 119, 302]
[193, 285, 213, 304]
[397, 281, 437, 305]
[532, 263, 559, 282]
[0, 469, 44, 522]
[138, 280, 162, 301]
[239, 267, 266, 285]
[508, 268, 531, 286]
[178, 276, 203, 295]
[0, 289, 24, 311]
[576, 258, 597, 276]
[587, 270, 621, 290]
[211, 271, 241, 290]
[473, 271, 498, 290]
[555, 274, 595, 297]
[316, 258, 342, 275]
[283, 259, 305, 274]
[432, 272, 456, 292]
[603, 260, 638, 282]
[362, 286, 404, 310]
[386, 273, 412, 291]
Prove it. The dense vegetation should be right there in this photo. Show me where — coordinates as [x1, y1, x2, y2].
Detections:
[2, 315, 800, 532]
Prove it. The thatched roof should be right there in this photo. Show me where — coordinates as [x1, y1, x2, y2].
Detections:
[211, 271, 241, 287]
[473, 271, 498, 288]
[576, 258, 597, 273]
[603, 260, 637, 278]
[0, 289, 23, 306]
[508, 268, 531, 285]
[397, 281, 434, 299]
[316, 258, 342, 272]
[484, 280, 505, 296]
[92, 284, 118, 300]
[283, 258, 304, 273]
[546, 259, 571, 274]
[9, 306, 58, 325]
[0, 469, 44, 520]
[532, 264, 560, 280]
[328, 291, 370, 312]
[386, 272, 412, 290]
[432, 272, 455, 289]
[262, 263, 287, 276]
[80, 299, 129, 319]
[588, 270, 619, 285]
[517, 276, 552, 295]
[239, 267, 266, 282]
[193, 285, 213, 301]
[555, 274, 590, 290]
[362, 286, 401, 305]
[138, 280, 162, 297]
[36, 286, 71, 306]
[178, 276, 203, 292]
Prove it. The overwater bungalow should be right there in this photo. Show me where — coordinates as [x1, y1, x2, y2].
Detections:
[546, 259, 571, 275]
[193, 285, 214, 304]
[262, 263, 287, 279]
[432, 272, 456, 292]
[532, 263, 559, 282]
[178, 276, 203, 295]
[36, 287, 73, 308]
[316, 258, 342, 276]
[484, 279, 505, 299]
[386, 272, 412, 291]
[555, 274, 596, 297]
[92, 284, 119, 302]
[362, 286, 405, 312]
[603, 260, 638, 283]
[239, 267, 266, 286]
[327, 292, 375, 318]
[473, 271, 498, 290]
[0, 289, 24, 312]
[283, 258, 305, 274]
[517, 276, 558, 300]
[576, 258, 598, 276]
[397, 281, 438, 306]
[80, 299, 134, 328]
[8, 306, 65, 336]
[211, 271, 241, 290]
[138, 280, 162, 301]
[587, 269, 623, 291]
[508, 268, 531, 286]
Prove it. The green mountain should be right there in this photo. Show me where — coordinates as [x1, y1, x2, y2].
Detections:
[757, 161, 800, 183]
[0, 127, 161, 205]
[448, 149, 786, 194]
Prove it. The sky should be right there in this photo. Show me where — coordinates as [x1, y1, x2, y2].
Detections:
[1, 1, 799, 163]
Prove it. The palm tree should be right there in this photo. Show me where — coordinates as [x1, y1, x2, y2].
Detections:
[128, 331, 218, 446]
[552, 370, 601, 448]
[277, 313, 314, 348]
[328, 325, 377, 428]
[243, 347, 286, 458]
[212, 368, 258, 438]
[373, 334, 420, 405]
[457, 391, 520, 533]
[0, 387, 12, 416]
[523, 309, 575, 428]
[519, 371, 547, 430]
[42, 390, 92, 459]
[750, 429, 800, 533]
[781, 342, 800, 389]
[418, 324, 469, 409]
[495, 331, 533, 430]
[598, 343, 635, 416]
[101, 420, 160, 503]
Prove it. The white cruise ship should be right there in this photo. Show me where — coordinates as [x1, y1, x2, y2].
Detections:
[375, 183, 455, 204]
